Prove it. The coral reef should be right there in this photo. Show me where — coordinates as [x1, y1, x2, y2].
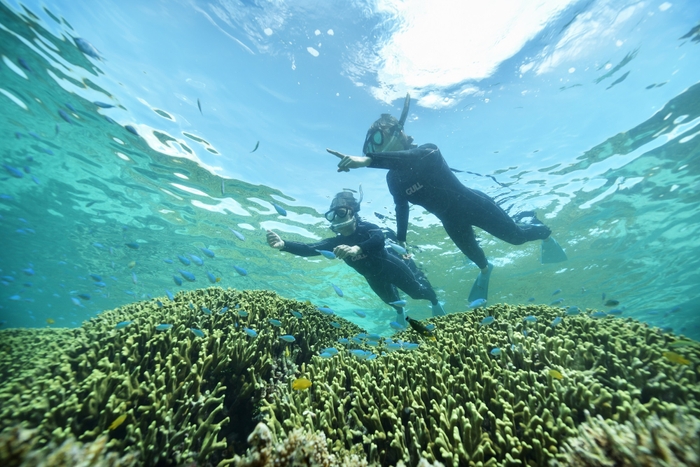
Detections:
[0, 288, 361, 465]
[553, 410, 700, 466]
[261, 303, 700, 466]
[1, 291, 699, 466]
[0, 425, 138, 466]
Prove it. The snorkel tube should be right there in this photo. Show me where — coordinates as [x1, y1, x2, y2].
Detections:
[398, 93, 410, 129]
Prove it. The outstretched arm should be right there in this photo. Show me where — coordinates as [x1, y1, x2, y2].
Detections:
[327, 148, 372, 173]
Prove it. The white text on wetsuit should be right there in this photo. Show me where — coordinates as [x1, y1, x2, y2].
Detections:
[406, 182, 423, 196]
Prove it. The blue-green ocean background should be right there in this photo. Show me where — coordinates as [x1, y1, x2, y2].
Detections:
[1, 0, 699, 338]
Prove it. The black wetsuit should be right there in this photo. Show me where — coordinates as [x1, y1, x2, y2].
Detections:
[367, 144, 551, 269]
[281, 219, 438, 311]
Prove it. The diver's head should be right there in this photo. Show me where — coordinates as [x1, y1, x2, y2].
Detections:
[362, 93, 414, 155]
[326, 191, 361, 234]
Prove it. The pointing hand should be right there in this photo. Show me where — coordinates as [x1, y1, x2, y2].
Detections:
[327, 148, 371, 172]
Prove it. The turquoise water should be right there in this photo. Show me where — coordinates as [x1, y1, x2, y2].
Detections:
[1, 0, 700, 339]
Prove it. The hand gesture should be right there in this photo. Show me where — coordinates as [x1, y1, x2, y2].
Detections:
[333, 244, 361, 260]
[266, 230, 285, 249]
[327, 148, 371, 172]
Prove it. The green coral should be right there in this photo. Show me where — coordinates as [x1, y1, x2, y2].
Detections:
[0, 288, 362, 465]
[553, 410, 700, 466]
[261, 303, 700, 466]
[2, 292, 699, 466]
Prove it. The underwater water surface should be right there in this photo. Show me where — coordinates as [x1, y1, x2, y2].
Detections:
[0, 0, 699, 341]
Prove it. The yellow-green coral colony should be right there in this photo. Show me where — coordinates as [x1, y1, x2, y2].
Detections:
[1, 289, 699, 466]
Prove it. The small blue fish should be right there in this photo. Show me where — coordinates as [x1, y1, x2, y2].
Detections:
[338, 338, 350, 345]
[156, 323, 173, 331]
[233, 266, 247, 276]
[608, 308, 623, 316]
[125, 125, 138, 136]
[131, 272, 137, 285]
[18, 57, 31, 71]
[331, 283, 343, 297]
[238, 310, 249, 317]
[523, 315, 537, 323]
[177, 255, 191, 266]
[315, 249, 336, 259]
[125, 242, 140, 250]
[469, 298, 487, 308]
[291, 311, 303, 319]
[319, 352, 333, 359]
[200, 248, 215, 258]
[3, 164, 24, 178]
[115, 321, 132, 329]
[280, 334, 296, 343]
[551, 317, 562, 327]
[272, 203, 287, 216]
[179, 270, 196, 282]
[269, 319, 282, 327]
[32, 176, 40, 185]
[9, 294, 21, 301]
[390, 321, 406, 330]
[65, 103, 76, 112]
[206, 272, 218, 284]
[350, 349, 372, 359]
[330, 321, 341, 328]
[197, 98, 202, 114]
[78, 293, 91, 300]
[230, 229, 245, 241]
[479, 316, 495, 327]
[173, 275, 183, 286]
[244, 329, 258, 339]
[389, 300, 407, 307]
[70, 297, 81, 306]
[565, 306, 581, 316]
[317, 306, 334, 315]
[388, 242, 407, 255]
[164, 259, 174, 264]
[490, 348, 502, 356]
[550, 298, 564, 305]
[94, 281, 107, 287]
[104, 115, 116, 124]
[58, 109, 72, 124]
[156, 300, 163, 308]
[590, 311, 607, 319]
[201, 306, 212, 315]
[219, 307, 229, 314]
[94, 101, 114, 108]
[165, 289, 175, 301]
[353, 310, 366, 318]
[321, 347, 339, 355]
[23, 268, 34, 276]
[189, 255, 204, 266]
[90, 274, 103, 282]
[190, 328, 205, 338]
[552, 289, 561, 296]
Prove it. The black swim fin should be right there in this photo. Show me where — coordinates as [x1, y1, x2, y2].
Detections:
[541, 237, 568, 264]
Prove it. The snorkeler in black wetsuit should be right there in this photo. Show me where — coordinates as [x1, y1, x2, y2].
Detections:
[327, 94, 567, 302]
[266, 190, 446, 324]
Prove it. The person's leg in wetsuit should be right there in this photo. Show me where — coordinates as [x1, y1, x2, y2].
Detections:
[440, 189, 551, 303]
[376, 254, 446, 316]
[364, 274, 407, 326]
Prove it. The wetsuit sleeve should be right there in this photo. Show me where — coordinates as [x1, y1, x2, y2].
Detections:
[356, 222, 386, 254]
[281, 237, 340, 257]
[366, 145, 437, 170]
[395, 200, 409, 242]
